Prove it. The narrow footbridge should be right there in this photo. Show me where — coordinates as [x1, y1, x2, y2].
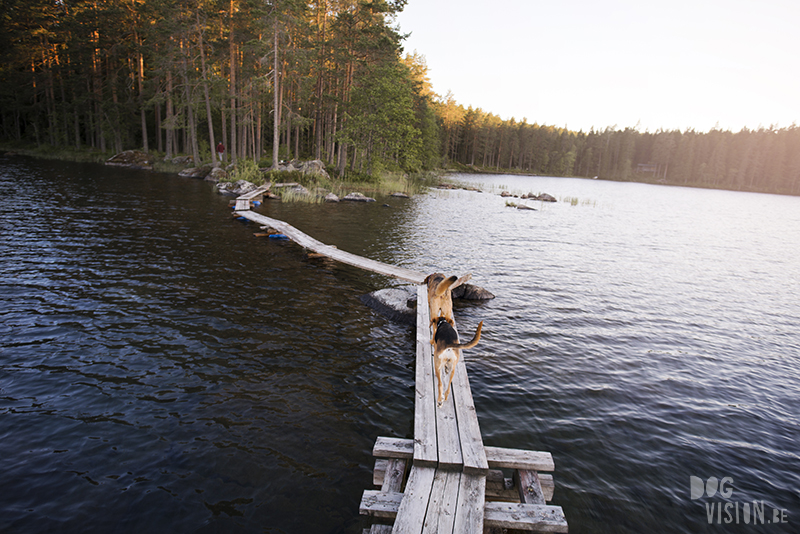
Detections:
[234, 187, 568, 533]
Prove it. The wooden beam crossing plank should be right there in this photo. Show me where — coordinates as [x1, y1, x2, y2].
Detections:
[483, 446, 555, 472]
[421, 469, 460, 534]
[392, 466, 436, 534]
[373, 459, 388, 487]
[235, 211, 427, 283]
[450, 349, 488, 475]
[379, 438, 554, 475]
[414, 285, 438, 467]
[483, 502, 568, 533]
[452, 473, 486, 534]
[374, 436, 414, 460]
[360, 490, 404, 519]
[236, 183, 272, 201]
[234, 198, 250, 211]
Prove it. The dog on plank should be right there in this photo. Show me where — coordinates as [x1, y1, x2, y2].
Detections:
[432, 317, 483, 405]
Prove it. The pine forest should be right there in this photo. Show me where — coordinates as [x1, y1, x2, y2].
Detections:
[1, 0, 798, 195]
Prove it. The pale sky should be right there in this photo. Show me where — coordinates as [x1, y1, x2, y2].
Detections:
[394, 0, 800, 133]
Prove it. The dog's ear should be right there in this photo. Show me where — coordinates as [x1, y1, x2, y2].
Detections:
[450, 273, 472, 290]
[435, 275, 459, 297]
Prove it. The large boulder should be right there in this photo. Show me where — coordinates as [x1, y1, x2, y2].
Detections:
[205, 167, 228, 182]
[359, 287, 417, 325]
[106, 150, 154, 169]
[451, 283, 495, 300]
[178, 164, 214, 179]
[216, 180, 258, 196]
[298, 159, 330, 179]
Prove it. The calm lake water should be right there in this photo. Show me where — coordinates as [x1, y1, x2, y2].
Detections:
[1, 156, 798, 533]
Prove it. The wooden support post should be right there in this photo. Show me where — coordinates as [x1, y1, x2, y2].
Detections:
[514, 469, 546, 505]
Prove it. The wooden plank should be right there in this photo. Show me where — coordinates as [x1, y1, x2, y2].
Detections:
[360, 490, 404, 519]
[451, 350, 488, 475]
[452, 472, 486, 534]
[414, 285, 438, 467]
[374, 436, 414, 460]
[421, 469, 460, 534]
[236, 183, 272, 201]
[514, 470, 546, 505]
[234, 198, 250, 211]
[374, 459, 388, 487]
[379, 438, 555, 476]
[433, 314, 462, 470]
[235, 211, 427, 283]
[370, 526, 393, 534]
[540, 474, 555, 502]
[483, 502, 568, 533]
[433, 374, 462, 469]
[392, 466, 436, 534]
[483, 446, 555, 472]
[382, 458, 407, 493]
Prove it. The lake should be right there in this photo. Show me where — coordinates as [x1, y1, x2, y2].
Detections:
[1, 156, 798, 533]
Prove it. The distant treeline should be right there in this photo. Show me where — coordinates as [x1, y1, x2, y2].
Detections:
[437, 101, 800, 196]
[2, 0, 798, 195]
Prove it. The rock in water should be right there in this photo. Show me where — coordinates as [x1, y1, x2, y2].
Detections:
[342, 192, 376, 202]
[451, 283, 495, 300]
[359, 288, 416, 325]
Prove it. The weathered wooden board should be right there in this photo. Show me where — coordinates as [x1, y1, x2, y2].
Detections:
[360, 490, 404, 519]
[392, 466, 436, 534]
[236, 183, 272, 201]
[483, 502, 568, 532]
[234, 198, 250, 211]
[483, 446, 555, 472]
[450, 349, 488, 475]
[374, 436, 414, 460]
[235, 211, 427, 283]
[414, 285, 438, 467]
[382, 458, 407, 493]
[452, 472, 486, 534]
[374, 437, 554, 474]
[421, 469, 460, 534]
[515, 469, 546, 505]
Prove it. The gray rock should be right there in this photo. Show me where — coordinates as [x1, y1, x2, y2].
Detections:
[390, 192, 410, 198]
[324, 193, 340, 203]
[205, 167, 228, 182]
[170, 155, 193, 166]
[342, 192, 376, 202]
[359, 288, 417, 325]
[216, 180, 258, 196]
[451, 283, 495, 300]
[178, 164, 214, 179]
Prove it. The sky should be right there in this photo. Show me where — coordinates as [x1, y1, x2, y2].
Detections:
[393, 0, 800, 133]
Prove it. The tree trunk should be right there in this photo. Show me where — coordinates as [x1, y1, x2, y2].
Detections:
[271, 22, 280, 169]
[197, 13, 216, 165]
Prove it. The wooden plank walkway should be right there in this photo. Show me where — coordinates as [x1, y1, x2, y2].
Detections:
[232, 198, 568, 533]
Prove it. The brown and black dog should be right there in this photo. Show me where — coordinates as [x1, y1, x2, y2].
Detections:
[432, 317, 483, 405]
[424, 272, 471, 333]
[424, 272, 483, 405]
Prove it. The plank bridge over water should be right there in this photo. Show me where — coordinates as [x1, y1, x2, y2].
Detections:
[234, 188, 568, 533]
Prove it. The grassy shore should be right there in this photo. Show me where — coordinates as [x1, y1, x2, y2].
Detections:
[1, 142, 442, 197]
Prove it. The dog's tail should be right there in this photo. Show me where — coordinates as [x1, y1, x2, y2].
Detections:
[446, 321, 483, 351]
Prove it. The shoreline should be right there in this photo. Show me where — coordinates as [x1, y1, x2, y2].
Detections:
[3, 142, 797, 198]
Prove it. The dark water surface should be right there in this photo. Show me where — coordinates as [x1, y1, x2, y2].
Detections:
[1, 157, 798, 533]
